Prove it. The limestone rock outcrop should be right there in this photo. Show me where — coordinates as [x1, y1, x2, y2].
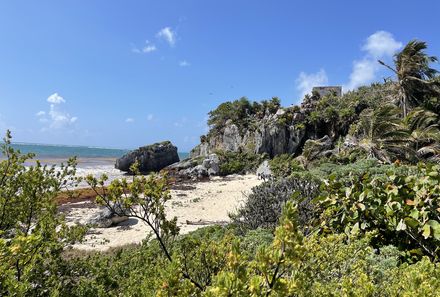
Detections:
[116, 141, 179, 173]
[190, 108, 307, 158]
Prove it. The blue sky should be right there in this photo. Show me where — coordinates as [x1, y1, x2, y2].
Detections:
[0, 1, 439, 151]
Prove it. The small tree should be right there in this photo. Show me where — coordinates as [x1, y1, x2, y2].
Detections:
[0, 130, 84, 295]
[86, 165, 205, 290]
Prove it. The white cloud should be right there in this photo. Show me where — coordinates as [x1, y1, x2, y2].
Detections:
[147, 114, 154, 121]
[345, 31, 402, 91]
[125, 118, 134, 123]
[362, 31, 402, 58]
[143, 45, 157, 53]
[37, 93, 78, 130]
[48, 104, 77, 128]
[132, 40, 157, 54]
[47, 93, 65, 104]
[179, 60, 190, 67]
[157, 27, 176, 46]
[295, 69, 328, 98]
[345, 58, 377, 91]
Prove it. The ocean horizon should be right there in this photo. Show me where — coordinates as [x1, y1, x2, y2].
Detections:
[2, 143, 189, 167]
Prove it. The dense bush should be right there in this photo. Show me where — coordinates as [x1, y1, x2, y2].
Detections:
[216, 150, 266, 176]
[207, 97, 281, 136]
[269, 153, 305, 178]
[231, 175, 320, 233]
[0, 131, 85, 296]
[316, 162, 440, 260]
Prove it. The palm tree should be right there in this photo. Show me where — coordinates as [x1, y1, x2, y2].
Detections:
[379, 40, 440, 117]
[405, 108, 440, 160]
[356, 104, 410, 163]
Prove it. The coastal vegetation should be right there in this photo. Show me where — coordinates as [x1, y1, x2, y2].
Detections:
[2, 39, 440, 295]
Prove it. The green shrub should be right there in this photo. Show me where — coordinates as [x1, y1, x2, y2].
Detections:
[269, 154, 305, 178]
[316, 162, 440, 260]
[230, 175, 320, 233]
[216, 150, 265, 176]
[0, 131, 85, 296]
[207, 97, 281, 136]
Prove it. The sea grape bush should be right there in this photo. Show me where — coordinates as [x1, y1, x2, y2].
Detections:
[316, 162, 440, 260]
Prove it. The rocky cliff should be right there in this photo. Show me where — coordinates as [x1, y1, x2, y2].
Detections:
[190, 105, 309, 159]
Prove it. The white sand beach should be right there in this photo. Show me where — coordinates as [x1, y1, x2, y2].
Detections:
[62, 174, 262, 251]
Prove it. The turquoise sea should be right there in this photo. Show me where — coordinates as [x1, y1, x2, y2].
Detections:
[4, 143, 189, 168]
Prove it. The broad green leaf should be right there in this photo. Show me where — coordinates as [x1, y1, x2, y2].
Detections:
[422, 224, 431, 239]
[427, 220, 440, 240]
[404, 217, 419, 229]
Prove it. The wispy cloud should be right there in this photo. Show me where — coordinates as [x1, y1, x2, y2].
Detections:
[132, 40, 157, 54]
[295, 69, 328, 98]
[147, 114, 154, 121]
[143, 44, 157, 53]
[179, 60, 190, 67]
[157, 27, 176, 47]
[345, 31, 402, 90]
[37, 93, 78, 130]
[125, 118, 134, 123]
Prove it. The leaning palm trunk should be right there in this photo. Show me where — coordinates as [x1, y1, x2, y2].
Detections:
[400, 86, 409, 118]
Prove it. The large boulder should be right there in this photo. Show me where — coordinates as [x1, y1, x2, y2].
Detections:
[86, 203, 129, 228]
[116, 141, 179, 173]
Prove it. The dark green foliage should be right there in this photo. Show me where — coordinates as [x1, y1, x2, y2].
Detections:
[0, 131, 85, 295]
[207, 97, 253, 134]
[231, 175, 320, 233]
[303, 82, 397, 140]
[269, 154, 305, 178]
[216, 150, 266, 176]
[207, 97, 281, 136]
[315, 163, 440, 260]
[304, 158, 406, 183]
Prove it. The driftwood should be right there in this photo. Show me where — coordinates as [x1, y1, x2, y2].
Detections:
[185, 219, 229, 226]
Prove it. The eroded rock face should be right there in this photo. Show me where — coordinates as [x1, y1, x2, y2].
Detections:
[116, 141, 179, 173]
[190, 109, 306, 158]
[254, 120, 306, 158]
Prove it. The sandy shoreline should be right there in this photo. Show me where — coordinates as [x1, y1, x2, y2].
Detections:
[61, 174, 262, 251]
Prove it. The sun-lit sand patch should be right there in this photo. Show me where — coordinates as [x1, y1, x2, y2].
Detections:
[62, 174, 262, 251]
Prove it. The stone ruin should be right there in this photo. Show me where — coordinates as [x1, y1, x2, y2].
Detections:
[312, 86, 342, 98]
